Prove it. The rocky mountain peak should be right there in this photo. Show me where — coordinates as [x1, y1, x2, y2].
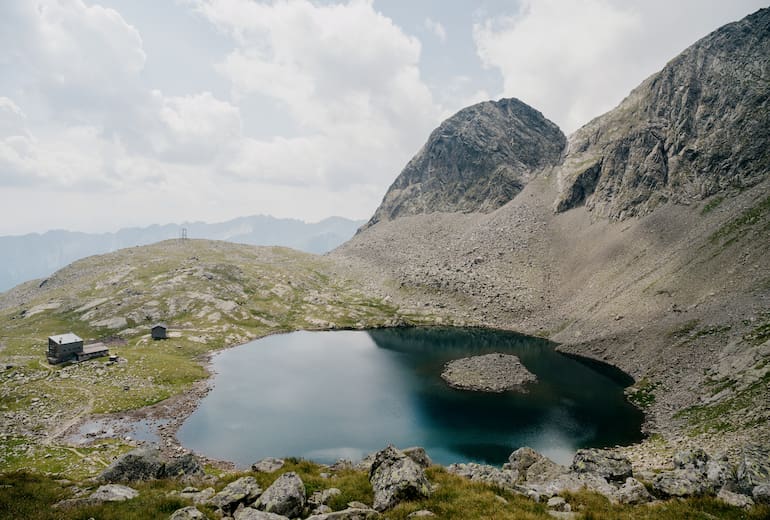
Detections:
[554, 7, 770, 219]
[366, 98, 566, 226]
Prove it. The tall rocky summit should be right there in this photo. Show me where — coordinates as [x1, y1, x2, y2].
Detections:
[366, 98, 566, 226]
[554, 8, 770, 218]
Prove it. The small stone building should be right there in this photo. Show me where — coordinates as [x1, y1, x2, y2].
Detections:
[151, 323, 167, 340]
[47, 333, 84, 364]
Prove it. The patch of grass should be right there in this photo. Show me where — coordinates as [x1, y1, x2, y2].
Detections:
[700, 195, 725, 214]
[710, 193, 770, 243]
[626, 377, 659, 409]
[667, 319, 700, 339]
[744, 319, 770, 346]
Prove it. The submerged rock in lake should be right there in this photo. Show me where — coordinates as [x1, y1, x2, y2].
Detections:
[440, 353, 536, 392]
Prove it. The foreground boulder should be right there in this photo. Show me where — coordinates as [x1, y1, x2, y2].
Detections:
[169, 506, 205, 520]
[234, 509, 290, 520]
[735, 445, 770, 494]
[369, 446, 432, 511]
[90, 484, 139, 502]
[306, 508, 380, 520]
[753, 483, 770, 503]
[652, 469, 712, 497]
[615, 477, 652, 505]
[99, 447, 166, 482]
[166, 453, 204, 479]
[252, 457, 285, 473]
[403, 447, 433, 469]
[256, 471, 306, 518]
[570, 449, 632, 482]
[210, 476, 262, 514]
[446, 462, 516, 489]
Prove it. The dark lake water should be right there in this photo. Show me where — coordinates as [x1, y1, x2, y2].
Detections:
[178, 328, 643, 467]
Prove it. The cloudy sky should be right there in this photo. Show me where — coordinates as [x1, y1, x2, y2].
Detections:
[0, 0, 765, 235]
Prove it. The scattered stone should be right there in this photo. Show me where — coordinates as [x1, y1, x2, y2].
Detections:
[570, 449, 632, 482]
[615, 477, 652, 505]
[546, 496, 571, 512]
[252, 457, 285, 473]
[717, 488, 755, 509]
[753, 483, 770, 503]
[673, 449, 709, 470]
[403, 447, 433, 469]
[169, 506, 205, 520]
[369, 446, 431, 511]
[234, 508, 290, 520]
[256, 471, 306, 518]
[408, 510, 436, 517]
[99, 447, 165, 482]
[308, 487, 342, 508]
[180, 486, 215, 504]
[306, 508, 380, 520]
[347, 501, 372, 509]
[90, 484, 139, 502]
[210, 476, 262, 514]
[440, 353, 537, 392]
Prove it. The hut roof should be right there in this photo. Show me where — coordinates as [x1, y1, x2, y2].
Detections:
[49, 333, 82, 345]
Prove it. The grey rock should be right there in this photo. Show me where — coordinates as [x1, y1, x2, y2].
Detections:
[90, 484, 139, 502]
[441, 353, 537, 392]
[169, 506, 205, 520]
[705, 459, 733, 489]
[524, 457, 568, 484]
[408, 510, 436, 517]
[508, 446, 543, 474]
[717, 488, 755, 509]
[251, 457, 285, 473]
[736, 445, 770, 494]
[753, 483, 770, 503]
[347, 501, 372, 509]
[211, 476, 262, 514]
[234, 508, 290, 520]
[547, 512, 579, 520]
[652, 469, 712, 497]
[311, 505, 333, 515]
[673, 449, 709, 470]
[524, 472, 616, 501]
[403, 447, 432, 469]
[367, 98, 566, 226]
[306, 508, 380, 520]
[180, 486, 214, 504]
[555, 9, 770, 219]
[369, 445, 432, 511]
[166, 453, 204, 478]
[446, 462, 516, 489]
[99, 447, 165, 482]
[570, 448, 633, 482]
[546, 496, 570, 512]
[256, 471, 306, 518]
[615, 477, 652, 505]
[308, 487, 342, 508]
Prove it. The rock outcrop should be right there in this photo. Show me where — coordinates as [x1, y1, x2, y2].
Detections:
[440, 353, 537, 392]
[210, 476, 263, 514]
[99, 447, 203, 483]
[368, 446, 432, 511]
[255, 471, 306, 518]
[555, 8, 770, 219]
[367, 98, 565, 226]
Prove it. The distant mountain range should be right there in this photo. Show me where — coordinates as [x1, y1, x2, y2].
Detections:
[0, 215, 363, 292]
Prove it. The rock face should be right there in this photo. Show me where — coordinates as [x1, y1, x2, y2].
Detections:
[369, 446, 432, 511]
[256, 471, 306, 518]
[367, 98, 565, 226]
[555, 8, 770, 219]
[440, 353, 537, 392]
[211, 476, 263, 514]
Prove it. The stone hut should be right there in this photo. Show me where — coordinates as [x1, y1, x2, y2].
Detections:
[152, 323, 168, 340]
[47, 333, 83, 364]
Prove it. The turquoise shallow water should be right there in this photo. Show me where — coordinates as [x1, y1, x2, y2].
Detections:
[178, 328, 644, 467]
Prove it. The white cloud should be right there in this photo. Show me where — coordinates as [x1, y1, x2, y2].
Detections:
[473, 0, 768, 133]
[192, 0, 442, 188]
[425, 17, 447, 43]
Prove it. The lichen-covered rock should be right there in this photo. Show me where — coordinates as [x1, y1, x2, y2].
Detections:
[166, 453, 204, 478]
[403, 447, 432, 469]
[169, 506, 205, 520]
[180, 486, 215, 504]
[234, 508, 290, 520]
[99, 447, 165, 482]
[615, 477, 652, 505]
[570, 449, 633, 482]
[717, 488, 755, 509]
[90, 484, 139, 502]
[256, 471, 306, 518]
[251, 457, 285, 473]
[446, 462, 516, 489]
[753, 483, 770, 503]
[546, 496, 571, 512]
[507, 447, 543, 475]
[673, 449, 709, 470]
[306, 508, 380, 520]
[210, 476, 262, 514]
[735, 445, 770, 494]
[367, 98, 566, 226]
[652, 469, 712, 497]
[369, 445, 432, 511]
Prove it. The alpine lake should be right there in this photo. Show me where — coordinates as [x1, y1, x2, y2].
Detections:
[178, 328, 644, 467]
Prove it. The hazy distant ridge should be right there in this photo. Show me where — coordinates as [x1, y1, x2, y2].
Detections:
[0, 215, 363, 292]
